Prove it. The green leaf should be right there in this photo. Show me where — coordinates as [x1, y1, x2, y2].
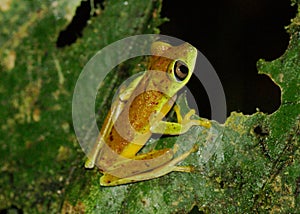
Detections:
[0, 0, 299, 213]
[63, 2, 300, 213]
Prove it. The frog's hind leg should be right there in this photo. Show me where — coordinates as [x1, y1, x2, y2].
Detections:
[164, 143, 198, 173]
[100, 144, 197, 186]
[100, 148, 174, 186]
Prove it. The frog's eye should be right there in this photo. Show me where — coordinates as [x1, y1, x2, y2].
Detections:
[174, 60, 189, 81]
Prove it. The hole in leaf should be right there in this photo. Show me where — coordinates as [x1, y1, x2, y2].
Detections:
[253, 125, 269, 137]
[56, 0, 105, 47]
[188, 205, 205, 214]
[160, 0, 297, 116]
[254, 125, 272, 159]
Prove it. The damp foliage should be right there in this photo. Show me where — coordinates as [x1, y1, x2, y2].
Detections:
[0, 1, 299, 214]
[0, 0, 164, 212]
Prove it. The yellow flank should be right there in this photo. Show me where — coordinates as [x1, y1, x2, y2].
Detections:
[84, 41, 211, 186]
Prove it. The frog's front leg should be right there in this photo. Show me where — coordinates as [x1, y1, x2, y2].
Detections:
[150, 105, 211, 135]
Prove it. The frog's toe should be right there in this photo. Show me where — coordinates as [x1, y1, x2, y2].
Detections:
[173, 166, 194, 172]
[183, 109, 196, 121]
[197, 119, 211, 128]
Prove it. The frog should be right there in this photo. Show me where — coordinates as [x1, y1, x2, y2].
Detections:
[84, 41, 211, 186]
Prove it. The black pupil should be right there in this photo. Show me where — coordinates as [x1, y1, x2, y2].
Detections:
[179, 64, 188, 74]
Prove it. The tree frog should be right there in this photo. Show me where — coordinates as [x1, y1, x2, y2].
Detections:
[85, 41, 211, 186]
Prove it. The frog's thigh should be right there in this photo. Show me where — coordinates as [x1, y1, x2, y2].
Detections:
[101, 145, 195, 186]
[117, 148, 175, 175]
[100, 148, 174, 186]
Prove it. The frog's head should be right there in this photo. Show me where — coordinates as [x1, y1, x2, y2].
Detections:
[150, 41, 198, 96]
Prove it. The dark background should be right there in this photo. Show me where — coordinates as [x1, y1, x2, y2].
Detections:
[57, 0, 296, 121]
[160, 0, 296, 119]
